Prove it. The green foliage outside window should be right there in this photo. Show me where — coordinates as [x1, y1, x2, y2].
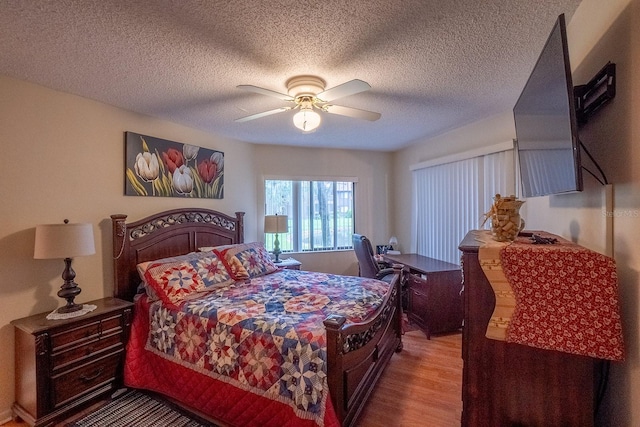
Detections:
[265, 180, 355, 253]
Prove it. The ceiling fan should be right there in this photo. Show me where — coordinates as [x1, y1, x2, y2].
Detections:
[235, 75, 381, 132]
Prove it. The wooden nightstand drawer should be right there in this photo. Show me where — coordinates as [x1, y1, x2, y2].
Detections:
[51, 350, 123, 408]
[50, 321, 101, 349]
[11, 297, 134, 427]
[52, 332, 123, 370]
[50, 314, 123, 350]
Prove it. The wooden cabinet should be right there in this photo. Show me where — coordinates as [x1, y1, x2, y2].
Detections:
[383, 253, 462, 339]
[11, 298, 133, 427]
[459, 231, 602, 427]
[277, 258, 302, 270]
[406, 271, 463, 339]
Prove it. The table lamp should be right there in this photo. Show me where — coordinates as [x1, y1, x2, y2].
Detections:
[388, 236, 398, 250]
[34, 220, 95, 313]
[264, 214, 288, 263]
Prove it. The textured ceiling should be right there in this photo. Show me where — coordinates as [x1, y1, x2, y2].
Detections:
[0, 0, 582, 151]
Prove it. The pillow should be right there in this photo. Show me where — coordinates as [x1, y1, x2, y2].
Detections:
[214, 242, 278, 280]
[137, 251, 233, 306]
[137, 251, 200, 280]
[198, 243, 236, 252]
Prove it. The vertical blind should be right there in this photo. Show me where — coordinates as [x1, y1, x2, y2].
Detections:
[412, 149, 515, 264]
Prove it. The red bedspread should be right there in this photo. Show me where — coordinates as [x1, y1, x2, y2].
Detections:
[500, 237, 625, 361]
[125, 269, 391, 426]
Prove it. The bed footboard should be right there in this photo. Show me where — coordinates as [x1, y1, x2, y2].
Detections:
[323, 265, 403, 426]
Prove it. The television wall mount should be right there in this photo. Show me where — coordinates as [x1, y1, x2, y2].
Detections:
[574, 62, 616, 125]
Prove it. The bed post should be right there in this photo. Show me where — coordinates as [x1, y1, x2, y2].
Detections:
[323, 314, 347, 423]
[235, 212, 245, 244]
[393, 264, 404, 352]
[111, 214, 128, 300]
[111, 214, 127, 259]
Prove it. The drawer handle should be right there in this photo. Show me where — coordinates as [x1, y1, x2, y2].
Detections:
[413, 290, 425, 297]
[80, 368, 103, 383]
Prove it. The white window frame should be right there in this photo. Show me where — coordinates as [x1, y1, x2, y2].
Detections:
[264, 177, 357, 253]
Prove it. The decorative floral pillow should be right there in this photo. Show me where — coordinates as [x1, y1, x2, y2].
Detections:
[214, 242, 278, 280]
[197, 246, 216, 252]
[137, 251, 233, 306]
[198, 244, 235, 252]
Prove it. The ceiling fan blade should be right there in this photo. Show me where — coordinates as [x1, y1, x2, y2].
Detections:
[324, 104, 381, 121]
[237, 85, 294, 101]
[316, 79, 371, 102]
[235, 107, 292, 122]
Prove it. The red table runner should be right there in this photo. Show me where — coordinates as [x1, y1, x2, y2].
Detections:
[500, 235, 624, 361]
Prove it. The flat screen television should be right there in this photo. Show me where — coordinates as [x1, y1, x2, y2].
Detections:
[513, 13, 582, 198]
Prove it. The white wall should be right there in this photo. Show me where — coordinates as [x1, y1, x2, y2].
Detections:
[253, 144, 392, 276]
[392, 0, 640, 424]
[0, 75, 258, 420]
[2, 0, 637, 423]
[521, 1, 639, 423]
[0, 74, 394, 420]
[391, 111, 516, 254]
[567, 1, 639, 425]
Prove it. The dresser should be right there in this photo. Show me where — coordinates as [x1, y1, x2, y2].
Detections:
[11, 297, 134, 427]
[459, 231, 602, 427]
[383, 253, 462, 339]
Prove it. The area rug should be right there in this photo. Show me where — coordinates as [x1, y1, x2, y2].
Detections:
[67, 389, 215, 427]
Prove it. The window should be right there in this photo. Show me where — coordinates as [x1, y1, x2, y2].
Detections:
[265, 179, 355, 253]
[412, 147, 515, 264]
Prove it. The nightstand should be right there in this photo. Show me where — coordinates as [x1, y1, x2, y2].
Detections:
[11, 297, 134, 427]
[276, 258, 302, 270]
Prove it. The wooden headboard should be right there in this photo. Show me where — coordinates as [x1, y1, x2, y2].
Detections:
[111, 208, 245, 301]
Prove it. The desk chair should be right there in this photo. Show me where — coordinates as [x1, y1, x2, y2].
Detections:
[352, 234, 395, 283]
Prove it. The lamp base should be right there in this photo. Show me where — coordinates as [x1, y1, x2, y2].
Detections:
[58, 257, 83, 314]
[273, 233, 282, 263]
[57, 303, 83, 314]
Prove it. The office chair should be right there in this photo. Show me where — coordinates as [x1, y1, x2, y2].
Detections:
[352, 234, 395, 283]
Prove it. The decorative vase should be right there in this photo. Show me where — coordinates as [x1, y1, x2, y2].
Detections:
[487, 194, 525, 242]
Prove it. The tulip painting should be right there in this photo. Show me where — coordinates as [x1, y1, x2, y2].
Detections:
[125, 131, 224, 199]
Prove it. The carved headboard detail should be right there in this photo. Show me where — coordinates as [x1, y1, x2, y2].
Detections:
[111, 208, 245, 301]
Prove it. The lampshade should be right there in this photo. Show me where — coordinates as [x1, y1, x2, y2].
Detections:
[388, 236, 398, 246]
[34, 223, 96, 259]
[264, 215, 288, 234]
[293, 107, 321, 132]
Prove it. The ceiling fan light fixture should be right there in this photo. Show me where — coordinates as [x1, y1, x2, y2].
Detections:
[236, 75, 380, 128]
[293, 107, 321, 132]
[286, 75, 326, 97]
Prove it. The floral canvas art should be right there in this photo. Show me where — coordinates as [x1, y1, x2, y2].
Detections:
[125, 132, 224, 199]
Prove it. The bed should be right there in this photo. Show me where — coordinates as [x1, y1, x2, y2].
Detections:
[111, 208, 403, 427]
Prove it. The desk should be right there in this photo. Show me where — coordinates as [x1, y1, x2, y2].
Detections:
[383, 253, 463, 338]
[383, 253, 460, 275]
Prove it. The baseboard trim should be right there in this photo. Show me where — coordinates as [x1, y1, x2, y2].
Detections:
[0, 407, 14, 424]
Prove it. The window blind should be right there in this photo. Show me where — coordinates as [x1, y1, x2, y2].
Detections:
[412, 148, 515, 264]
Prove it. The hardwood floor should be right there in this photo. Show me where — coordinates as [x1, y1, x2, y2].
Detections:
[358, 330, 463, 427]
[2, 330, 462, 427]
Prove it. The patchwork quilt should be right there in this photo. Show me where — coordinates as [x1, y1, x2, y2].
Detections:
[124, 268, 392, 427]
